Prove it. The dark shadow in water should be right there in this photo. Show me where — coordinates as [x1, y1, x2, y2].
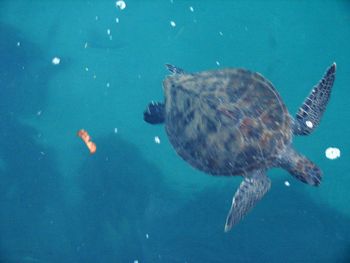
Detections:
[64, 134, 170, 263]
[70, 132, 350, 262]
[145, 178, 350, 263]
[0, 23, 68, 116]
[0, 23, 66, 262]
[0, 16, 349, 263]
[0, 116, 64, 263]
[86, 29, 126, 51]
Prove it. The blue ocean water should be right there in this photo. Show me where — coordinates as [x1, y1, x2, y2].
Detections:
[0, 0, 349, 262]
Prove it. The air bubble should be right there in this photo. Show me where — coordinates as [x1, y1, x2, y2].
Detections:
[305, 120, 313, 128]
[325, 147, 340, 160]
[116, 1, 126, 10]
[154, 136, 161, 144]
[52, 57, 60, 65]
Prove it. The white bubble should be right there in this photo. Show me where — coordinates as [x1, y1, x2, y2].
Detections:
[17, 41, 21, 47]
[189, 6, 194, 12]
[85, 67, 89, 72]
[216, 61, 220, 66]
[325, 147, 341, 160]
[107, 29, 111, 35]
[116, 17, 120, 23]
[84, 42, 88, 48]
[133, 261, 139, 263]
[305, 120, 313, 128]
[145, 233, 149, 239]
[106, 82, 110, 87]
[95, 16, 99, 21]
[114, 128, 118, 133]
[170, 21, 176, 27]
[219, 31, 224, 36]
[116, 0, 126, 10]
[154, 136, 161, 144]
[52, 57, 60, 65]
[284, 181, 290, 187]
[37, 110, 42, 116]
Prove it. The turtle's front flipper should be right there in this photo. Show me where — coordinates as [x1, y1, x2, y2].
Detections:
[165, 64, 186, 75]
[224, 170, 271, 232]
[293, 63, 336, 135]
[143, 102, 165, 124]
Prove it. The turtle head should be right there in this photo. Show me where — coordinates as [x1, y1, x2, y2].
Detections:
[143, 101, 165, 125]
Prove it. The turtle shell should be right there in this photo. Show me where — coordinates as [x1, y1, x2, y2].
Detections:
[163, 68, 292, 176]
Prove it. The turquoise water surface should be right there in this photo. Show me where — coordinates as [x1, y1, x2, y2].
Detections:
[0, 1, 349, 262]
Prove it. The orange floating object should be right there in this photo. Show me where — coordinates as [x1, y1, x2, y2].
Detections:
[77, 129, 96, 154]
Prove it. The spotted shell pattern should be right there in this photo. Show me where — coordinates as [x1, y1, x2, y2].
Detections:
[163, 69, 292, 176]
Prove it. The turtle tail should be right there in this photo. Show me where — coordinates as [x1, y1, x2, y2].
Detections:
[143, 102, 165, 124]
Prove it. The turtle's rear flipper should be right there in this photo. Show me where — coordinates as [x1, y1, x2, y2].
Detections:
[144, 102, 165, 124]
[293, 63, 336, 135]
[224, 170, 271, 232]
[279, 147, 322, 186]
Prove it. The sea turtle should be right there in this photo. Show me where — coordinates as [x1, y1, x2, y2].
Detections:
[143, 63, 336, 232]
